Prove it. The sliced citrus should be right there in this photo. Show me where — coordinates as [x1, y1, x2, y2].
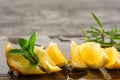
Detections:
[104, 47, 120, 69]
[70, 41, 87, 68]
[78, 42, 108, 68]
[117, 52, 120, 68]
[46, 42, 68, 67]
[35, 46, 62, 73]
[5, 43, 45, 75]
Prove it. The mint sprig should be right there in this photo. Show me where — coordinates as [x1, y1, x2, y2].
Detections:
[8, 32, 39, 66]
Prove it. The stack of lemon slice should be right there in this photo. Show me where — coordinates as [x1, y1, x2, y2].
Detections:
[70, 41, 87, 68]
[70, 41, 120, 69]
[104, 47, 120, 69]
[46, 42, 68, 67]
[5, 43, 46, 75]
[5, 41, 120, 75]
[5, 42, 68, 75]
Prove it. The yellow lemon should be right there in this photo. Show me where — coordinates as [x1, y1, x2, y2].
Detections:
[35, 46, 62, 73]
[5, 43, 45, 75]
[104, 47, 120, 69]
[46, 42, 68, 67]
[78, 42, 108, 68]
[117, 52, 120, 68]
[70, 41, 87, 68]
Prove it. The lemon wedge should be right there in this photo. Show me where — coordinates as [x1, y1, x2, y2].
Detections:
[70, 41, 87, 68]
[5, 43, 45, 75]
[78, 42, 108, 68]
[104, 47, 120, 69]
[35, 46, 62, 73]
[46, 42, 68, 67]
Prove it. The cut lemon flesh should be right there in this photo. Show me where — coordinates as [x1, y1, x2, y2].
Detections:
[35, 46, 62, 73]
[5, 43, 45, 75]
[70, 41, 87, 68]
[78, 42, 108, 68]
[46, 42, 68, 67]
[104, 47, 120, 69]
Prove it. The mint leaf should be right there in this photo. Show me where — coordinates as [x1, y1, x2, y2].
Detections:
[8, 32, 40, 66]
[29, 32, 39, 65]
[8, 49, 24, 53]
[18, 38, 28, 48]
[29, 32, 36, 54]
[8, 49, 38, 66]
[18, 38, 29, 51]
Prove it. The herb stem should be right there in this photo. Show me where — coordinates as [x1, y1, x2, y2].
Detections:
[82, 13, 120, 50]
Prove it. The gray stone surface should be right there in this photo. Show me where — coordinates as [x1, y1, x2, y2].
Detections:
[0, 37, 9, 74]
[0, 0, 120, 75]
[0, 0, 120, 36]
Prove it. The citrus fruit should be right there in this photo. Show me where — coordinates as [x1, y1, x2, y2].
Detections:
[104, 47, 120, 69]
[35, 46, 62, 73]
[5, 43, 45, 75]
[78, 42, 108, 68]
[46, 42, 68, 67]
[70, 41, 87, 68]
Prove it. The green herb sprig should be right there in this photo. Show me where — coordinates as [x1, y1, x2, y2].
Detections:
[8, 32, 39, 66]
[82, 13, 120, 51]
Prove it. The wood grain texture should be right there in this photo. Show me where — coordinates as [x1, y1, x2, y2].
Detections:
[0, 0, 120, 36]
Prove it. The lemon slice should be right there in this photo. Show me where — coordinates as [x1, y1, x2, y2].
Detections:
[78, 42, 108, 68]
[70, 41, 87, 68]
[104, 47, 120, 69]
[117, 52, 120, 68]
[35, 46, 62, 73]
[5, 43, 45, 75]
[46, 42, 68, 67]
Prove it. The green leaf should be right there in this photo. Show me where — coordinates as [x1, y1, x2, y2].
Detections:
[8, 32, 40, 66]
[29, 32, 36, 54]
[18, 38, 29, 51]
[106, 26, 118, 35]
[81, 13, 120, 51]
[111, 34, 120, 40]
[8, 49, 38, 66]
[87, 31, 98, 34]
[90, 26, 101, 32]
[99, 42, 114, 47]
[92, 13, 103, 28]
[8, 49, 24, 54]
[23, 54, 38, 66]
[29, 32, 39, 64]
[81, 27, 90, 40]
[18, 38, 28, 48]
[30, 32, 40, 65]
